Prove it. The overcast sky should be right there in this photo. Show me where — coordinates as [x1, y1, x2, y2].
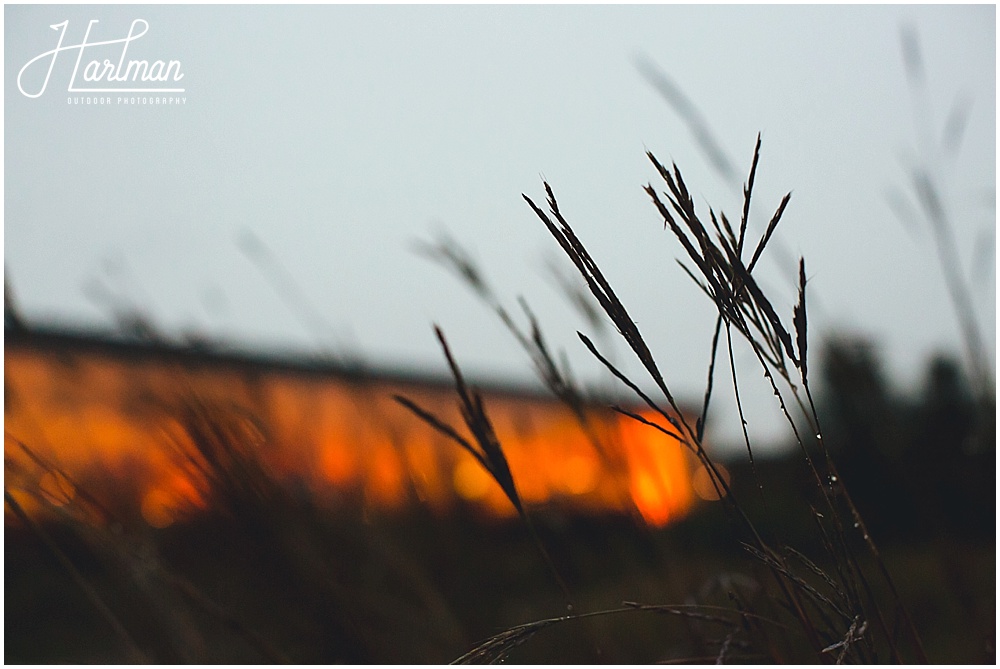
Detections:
[5, 4, 995, 448]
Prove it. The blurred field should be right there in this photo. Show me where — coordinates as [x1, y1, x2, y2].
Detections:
[5, 477, 993, 663]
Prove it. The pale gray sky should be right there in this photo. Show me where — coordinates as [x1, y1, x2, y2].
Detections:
[5, 5, 995, 447]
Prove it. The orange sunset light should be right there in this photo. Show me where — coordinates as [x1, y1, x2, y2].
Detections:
[5, 332, 707, 529]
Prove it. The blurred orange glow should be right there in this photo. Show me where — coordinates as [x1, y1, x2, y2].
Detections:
[5, 333, 705, 528]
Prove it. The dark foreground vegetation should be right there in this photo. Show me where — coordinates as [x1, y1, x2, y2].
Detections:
[4, 476, 995, 664]
[5, 447, 993, 663]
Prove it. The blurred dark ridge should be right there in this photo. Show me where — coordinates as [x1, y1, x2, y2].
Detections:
[3, 324, 635, 407]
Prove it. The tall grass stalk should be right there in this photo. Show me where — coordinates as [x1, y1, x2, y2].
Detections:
[442, 137, 929, 663]
[891, 25, 995, 448]
[413, 233, 650, 522]
[394, 326, 574, 608]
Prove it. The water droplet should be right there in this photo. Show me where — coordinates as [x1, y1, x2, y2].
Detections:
[566, 603, 574, 612]
[830, 476, 838, 483]
[853, 522, 860, 529]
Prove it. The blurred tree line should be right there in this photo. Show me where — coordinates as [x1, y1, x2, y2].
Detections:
[817, 336, 995, 543]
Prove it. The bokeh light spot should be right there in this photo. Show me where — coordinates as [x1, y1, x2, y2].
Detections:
[453, 459, 492, 500]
